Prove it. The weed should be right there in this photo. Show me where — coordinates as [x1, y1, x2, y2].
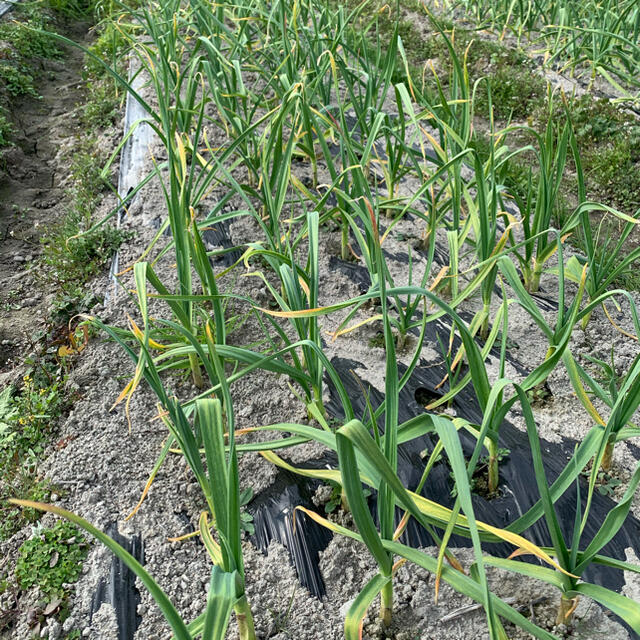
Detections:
[0, 4, 65, 99]
[569, 96, 640, 148]
[476, 67, 546, 120]
[15, 520, 88, 601]
[45, 0, 100, 19]
[324, 483, 343, 514]
[0, 15, 61, 60]
[267, 585, 298, 638]
[39, 141, 132, 322]
[0, 106, 13, 147]
[585, 141, 640, 211]
[580, 467, 622, 497]
[11, 375, 66, 455]
[83, 21, 128, 79]
[368, 332, 386, 349]
[0, 468, 51, 542]
[81, 80, 119, 128]
[50, 291, 101, 325]
[526, 380, 553, 407]
[80, 21, 129, 128]
[323, 481, 370, 514]
[239, 487, 255, 535]
[612, 267, 640, 291]
[0, 63, 38, 97]
[0, 377, 67, 541]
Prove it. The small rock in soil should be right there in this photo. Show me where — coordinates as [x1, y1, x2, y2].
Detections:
[62, 617, 75, 634]
[48, 620, 61, 640]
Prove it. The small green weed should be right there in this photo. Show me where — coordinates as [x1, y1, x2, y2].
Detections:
[42, 222, 132, 322]
[585, 141, 640, 211]
[81, 81, 120, 128]
[0, 63, 38, 97]
[612, 267, 640, 292]
[324, 482, 344, 514]
[526, 380, 553, 407]
[15, 521, 88, 601]
[580, 467, 622, 498]
[50, 291, 102, 325]
[239, 487, 255, 535]
[368, 332, 386, 349]
[9, 375, 66, 455]
[83, 21, 128, 79]
[568, 96, 640, 148]
[267, 585, 297, 638]
[45, 0, 100, 19]
[324, 481, 370, 514]
[0, 475, 51, 543]
[0, 5, 63, 98]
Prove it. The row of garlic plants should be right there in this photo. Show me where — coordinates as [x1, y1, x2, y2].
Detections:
[15, 0, 640, 638]
[443, 0, 640, 99]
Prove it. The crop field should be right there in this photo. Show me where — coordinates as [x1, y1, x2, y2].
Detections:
[1, 0, 640, 639]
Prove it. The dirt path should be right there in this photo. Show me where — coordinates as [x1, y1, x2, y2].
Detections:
[0, 20, 91, 382]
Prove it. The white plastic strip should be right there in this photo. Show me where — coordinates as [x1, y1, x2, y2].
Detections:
[0, 0, 18, 19]
[106, 62, 154, 304]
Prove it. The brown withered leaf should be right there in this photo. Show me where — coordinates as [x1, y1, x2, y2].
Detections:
[43, 599, 62, 616]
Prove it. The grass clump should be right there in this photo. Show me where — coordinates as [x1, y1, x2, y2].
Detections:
[15, 520, 88, 600]
[81, 80, 120, 129]
[585, 141, 640, 211]
[0, 376, 67, 541]
[40, 141, 132, 322]
[81, 22, 129, 128]
[0, 471, 51, 543]
[570, 96, 640, 145]
[562, 96, 640, 211]
[42, 219, 131, 322]
[0, 64, 38, 98]
[476, 67, 546, 120]
[2, 376, 67, 456]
